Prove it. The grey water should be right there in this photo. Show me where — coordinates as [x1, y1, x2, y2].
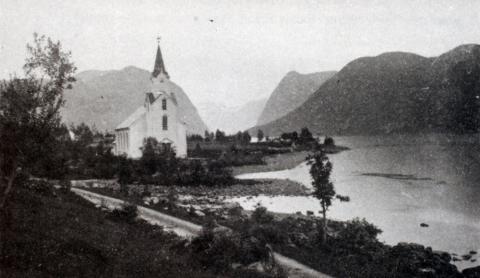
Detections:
[234, 134, 480, 270]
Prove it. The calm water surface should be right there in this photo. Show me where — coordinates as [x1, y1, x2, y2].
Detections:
[234, 134, 480, 270]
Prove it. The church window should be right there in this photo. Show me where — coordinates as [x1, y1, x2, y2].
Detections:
[162, 115, 168, 130]
[162, 99, 167, 110]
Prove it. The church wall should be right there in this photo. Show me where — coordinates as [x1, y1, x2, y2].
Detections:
[176, 122, 187, 157]
[127, 114, 147, 158]
[114, 129, 129, 156]
[146, 93, 183, 155]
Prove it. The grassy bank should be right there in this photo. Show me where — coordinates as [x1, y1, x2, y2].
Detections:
[0, 183, 277, 278]
[77, 185, 464, 278]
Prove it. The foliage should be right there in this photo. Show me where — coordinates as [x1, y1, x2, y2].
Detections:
[257, 129, 264, 142]
[190, 225, 274, 274]
[0, 33, 76, 208]
[307, 149, 348, 244]
[299, 127, 314, 144]
[323, 136, 335, 146]
[2, 184, 271, 278]
[107, 203, 138, 224]
[251, 205, 275, 224]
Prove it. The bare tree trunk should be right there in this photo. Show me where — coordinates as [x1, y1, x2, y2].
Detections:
[0, 165, 17, 210]
[321, 201, 327, 245]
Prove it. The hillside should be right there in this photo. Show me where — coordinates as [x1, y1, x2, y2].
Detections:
[197, 98, 267, 134]
[256, 71, 336, 126]
[61, 66, 208, 134]
[251, 44, 480, 136]
[1, 183, 270, 277]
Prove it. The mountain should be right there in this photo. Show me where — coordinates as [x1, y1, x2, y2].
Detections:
[61, 66, 208, 135]
[250, 44, 480, 136]
[197, 98, 267, 134]
[256, 71, 336, 125]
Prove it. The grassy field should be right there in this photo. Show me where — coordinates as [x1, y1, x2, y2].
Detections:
[232, 151, 311, 176]
[0, 184, 276, 278]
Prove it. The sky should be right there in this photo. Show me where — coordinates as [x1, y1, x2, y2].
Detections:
[1, 0, 480, 107]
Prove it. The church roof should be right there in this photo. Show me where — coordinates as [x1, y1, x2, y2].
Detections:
[115, 106, 146, 130]
[152, 44, 169, 79]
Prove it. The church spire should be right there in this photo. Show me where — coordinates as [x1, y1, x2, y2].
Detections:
[152, 37, 169, 79]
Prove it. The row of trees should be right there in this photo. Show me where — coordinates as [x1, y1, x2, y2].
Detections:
[198, 130, 252, 144]
[118, 137, 234, 187]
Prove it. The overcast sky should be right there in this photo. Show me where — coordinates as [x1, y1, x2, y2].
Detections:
[1, 0, 480, 107]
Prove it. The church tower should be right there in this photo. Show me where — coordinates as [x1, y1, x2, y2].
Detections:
[114, 39, 187, 158]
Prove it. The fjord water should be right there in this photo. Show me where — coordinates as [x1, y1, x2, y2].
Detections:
[235, 134, 480, 269]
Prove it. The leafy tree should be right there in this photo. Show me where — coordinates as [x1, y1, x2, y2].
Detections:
[242, 131, 251, 144]
[307, 150, 349, 244]
[0, 33, 76, 208]
[117, 156, 133, 196]
[280, 131, 298, 142]
[323, 136, 335, 146]
[215, 129, 226, 142]
[299, 127, 314, 143]
[140, 137, 159, 176]
[257, 129, 264, 142]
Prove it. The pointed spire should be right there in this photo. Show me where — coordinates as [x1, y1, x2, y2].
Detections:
[152, 37, 169, 79]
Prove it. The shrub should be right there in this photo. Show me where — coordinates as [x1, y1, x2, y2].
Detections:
[337, 218, 381, 246]
[251, 206, 274, 224]
[107, 203, 138, 224]
[324, 137, 335, 146]
[190, 226, 271, 273]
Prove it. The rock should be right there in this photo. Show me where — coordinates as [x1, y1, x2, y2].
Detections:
[463, 266, 480, 278]
[433, 250, 451, 262]
[418, 268, 435, 275]
[232, 263, 242, 269]
[296, 211, 302, 215]
[194, 210, 205, 217]
[463, 254, 472, 261]
[223, 201, 241, 209]
[420, 223, 429, 227]
[452, 257, 461, 262]
[470, 250, 478, 255]
[247, 261, 264, 272]
[306, 210, 314, 216]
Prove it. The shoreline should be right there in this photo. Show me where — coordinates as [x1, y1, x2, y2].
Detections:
[232, 144, 349, 176]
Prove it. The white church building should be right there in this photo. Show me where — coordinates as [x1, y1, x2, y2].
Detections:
[114, 42, 187, 158]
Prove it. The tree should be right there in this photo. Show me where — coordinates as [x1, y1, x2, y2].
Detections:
[117, 156, 133, 196]
[299, 127, 313, 144]
[215, 129, 226, 142]
[307, 150, 349, 244]
[0, 33, 76, 209]
[323, 136, 335, 146]
[257, 129, 264, 142]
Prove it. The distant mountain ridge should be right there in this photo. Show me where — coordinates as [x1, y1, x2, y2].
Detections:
[256, 71, 336, 125]
[61, 66, 208, 134]
[197, 98, 267, 134]
[251, 44, 480, 136]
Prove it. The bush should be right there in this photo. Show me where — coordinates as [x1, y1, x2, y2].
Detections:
[190, 226, 271, 273]
[251, 206, 274, 224]
[324, 137, 335, 146]
[107, 203, 138, 224]
[19, 178, 55, 196]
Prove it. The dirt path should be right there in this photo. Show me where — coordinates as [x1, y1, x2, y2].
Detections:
[72, 187, 332, 278]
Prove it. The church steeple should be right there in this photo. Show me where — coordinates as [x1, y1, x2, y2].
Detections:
[152, 37, 169, 79]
